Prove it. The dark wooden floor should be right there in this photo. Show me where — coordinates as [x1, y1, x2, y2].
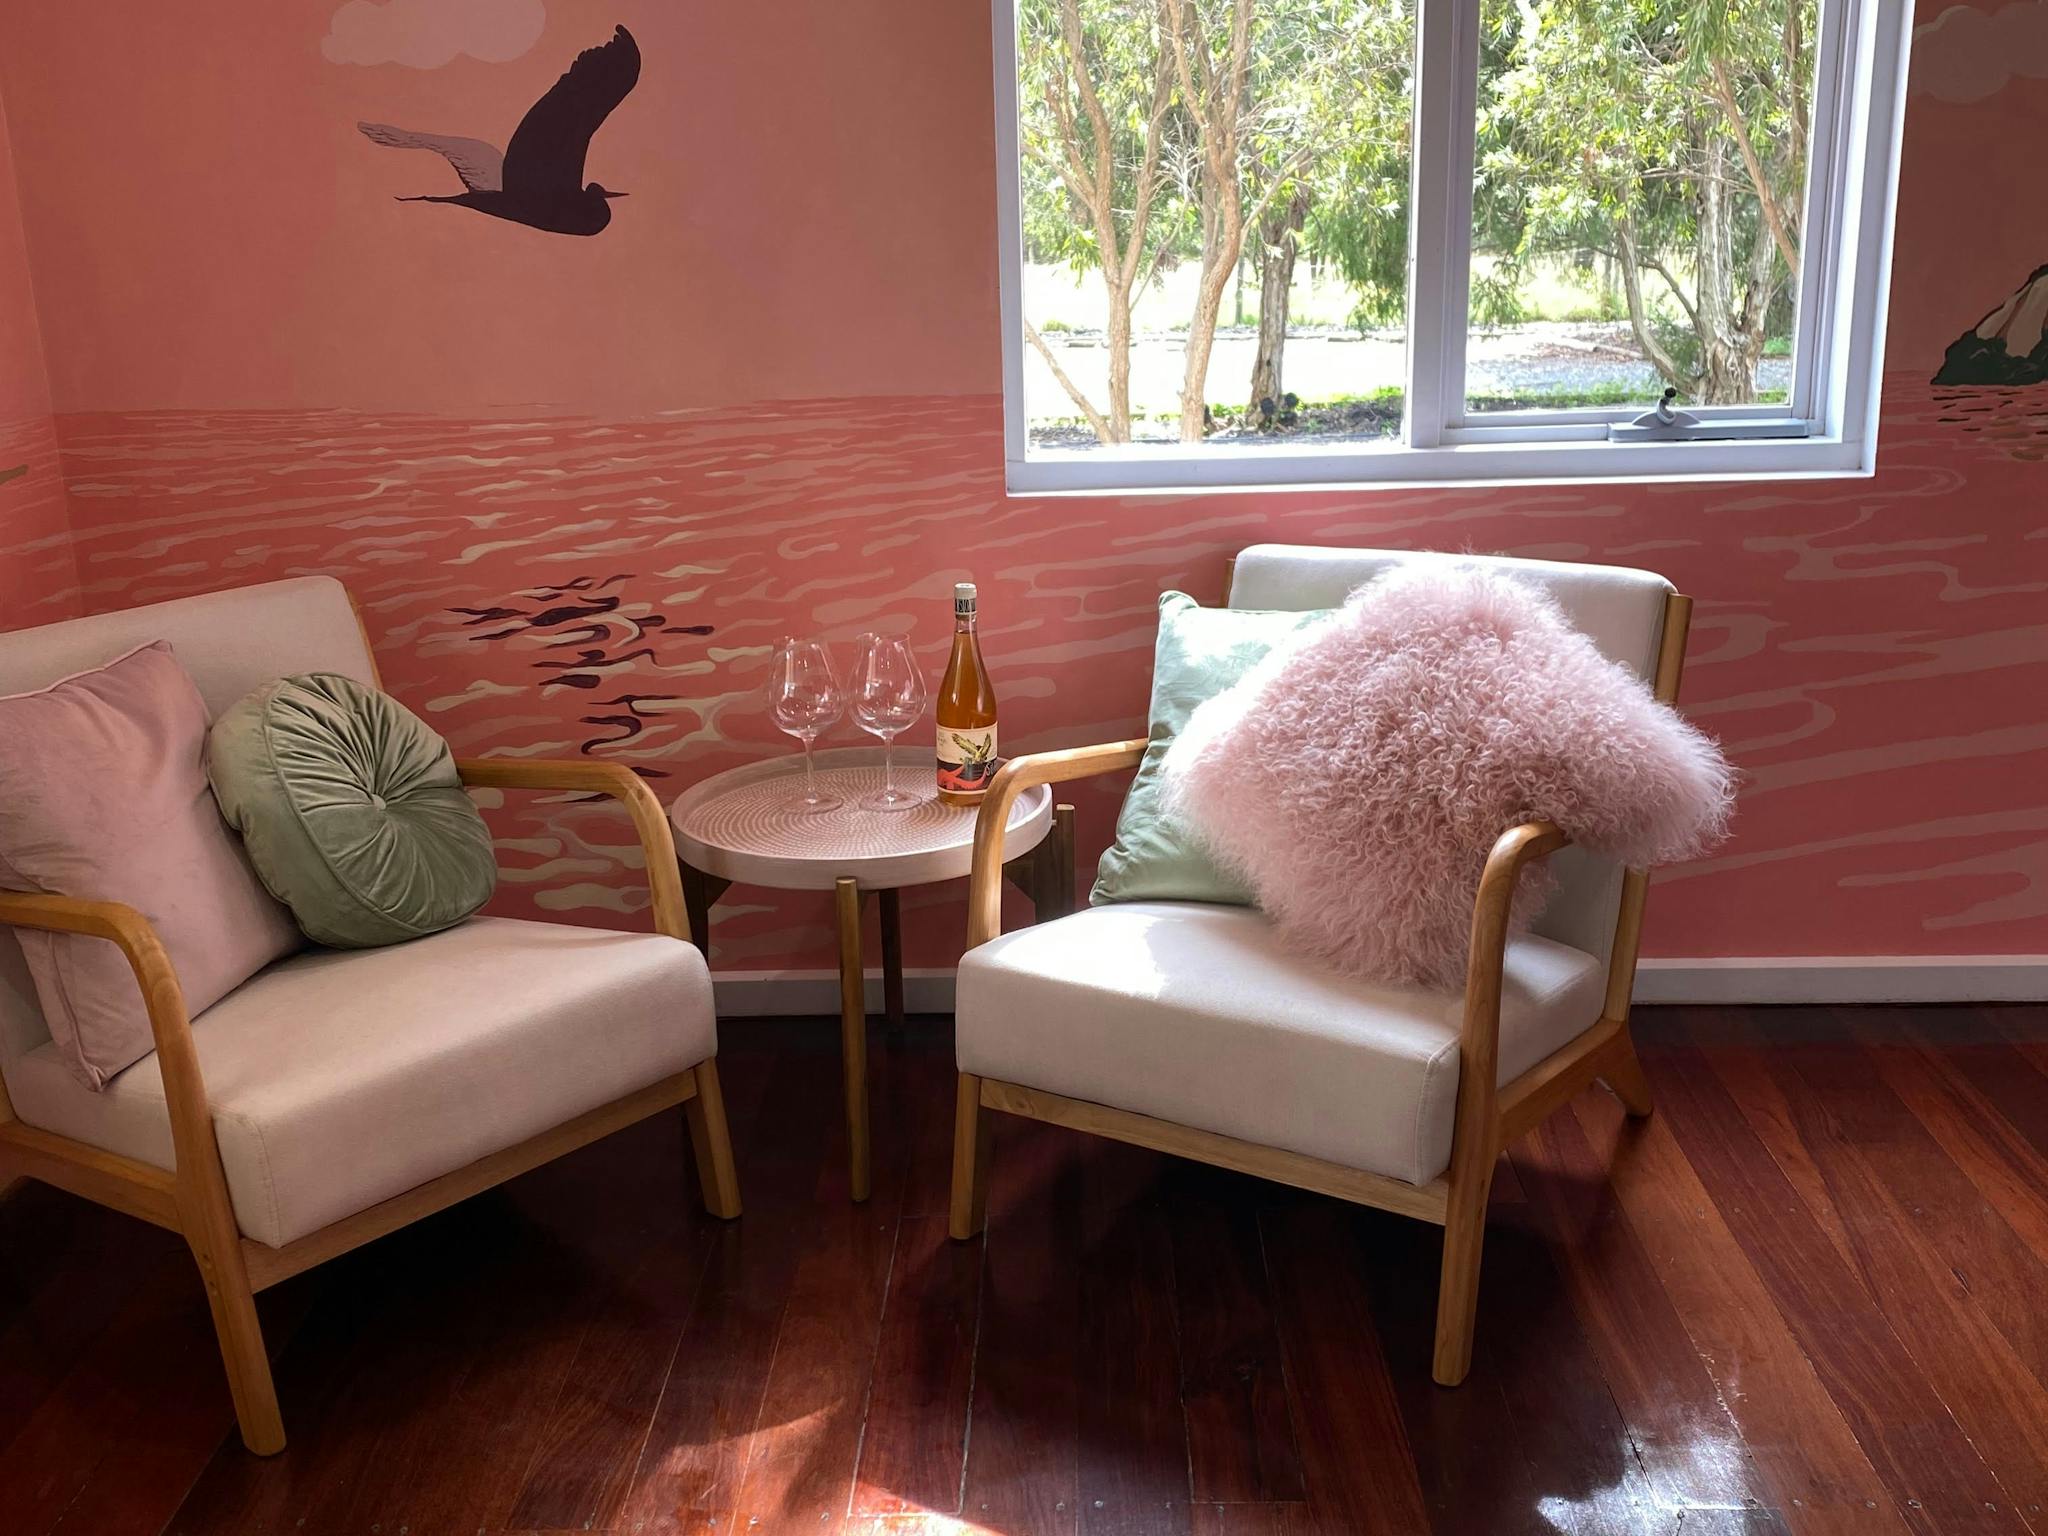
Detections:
[2, 1006, 2046, 1536]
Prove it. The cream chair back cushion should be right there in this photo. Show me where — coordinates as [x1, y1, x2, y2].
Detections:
[1226, 544, 1674, 970]
[0, 578, 377, 1074]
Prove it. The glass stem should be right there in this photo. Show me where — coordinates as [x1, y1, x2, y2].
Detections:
[882, 734, 894, 800]
[803, 734, 818, 802]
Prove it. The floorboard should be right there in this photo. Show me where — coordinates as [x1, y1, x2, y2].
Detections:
[1166, 1169, 1304, 1506]
[957, 1116, 1085, 1536]
[0, 1004, 2041, 1536]
[1649, 1029, 2031, 1536]
[1564, 1090, 1899, 1536]
[1260, 1200, 1430, 1536]
[1075, 1139, 1193, 1536]
[1512, 1106, 1780, 1524]
[1357, 1172, 1550, 1536]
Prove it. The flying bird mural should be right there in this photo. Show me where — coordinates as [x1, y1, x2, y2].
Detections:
[358, 24, 640, 236]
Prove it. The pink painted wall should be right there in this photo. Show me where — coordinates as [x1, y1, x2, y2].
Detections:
[0, 0, 995, 414]
[0, 101, 74, 624]
[0, 1, 2043, 969]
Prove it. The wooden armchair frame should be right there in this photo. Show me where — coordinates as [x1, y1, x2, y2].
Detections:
[0, 756, 741, 1456]
[949, 589, 1691, 1386]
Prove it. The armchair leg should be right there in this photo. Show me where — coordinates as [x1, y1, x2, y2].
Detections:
[186, 1222, 285, 1454]
[949, 1072, 993, 1241]
[684, 1059, 743, 1220]
[1431, 1155, 1496, 1388]
[1600, 1030, 1654, 1118]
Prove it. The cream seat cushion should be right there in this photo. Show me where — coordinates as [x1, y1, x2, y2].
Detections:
[5, 916, 716, 1247]
[955, 902, 1605, 1187]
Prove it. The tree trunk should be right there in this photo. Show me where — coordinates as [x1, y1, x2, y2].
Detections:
[1179, 253, 1234, 441]
[1694, 135, 1758, 404]
[1248, 187, 1309, 414]
[1614, 218, 1691, 396]
[1105, 300, 1134, 441]
[1697, 335, 1754, 405]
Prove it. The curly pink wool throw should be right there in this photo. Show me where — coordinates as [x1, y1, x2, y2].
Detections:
[1163, 565, 1734, 989]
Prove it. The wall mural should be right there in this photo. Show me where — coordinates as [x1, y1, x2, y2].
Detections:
[452, 573, 711, 771]
[1934, 263, 2048, 385]
[358, 25, 639, 236]
[323, 0, 549, 69]
[5, 381, 2037, 971]
[1, 0, 2044, 970]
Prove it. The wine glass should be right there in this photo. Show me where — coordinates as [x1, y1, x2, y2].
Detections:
[851, 632, 929, 812]
[769, 637, 845, 813]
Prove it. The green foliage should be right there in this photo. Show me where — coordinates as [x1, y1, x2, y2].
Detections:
[1292, 1, 1415, 304]
[1017, 0, 1818, 424]
[1016, 0, 1197, 277]
[1476, 0, 1817, 397]
[1468, 269, 1528, 329]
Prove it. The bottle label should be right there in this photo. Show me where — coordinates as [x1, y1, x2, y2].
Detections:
[937, 724, 998, 795]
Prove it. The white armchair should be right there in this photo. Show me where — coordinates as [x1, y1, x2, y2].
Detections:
[948, 544, 1688, 1386]
[0, 577, 740, 1455]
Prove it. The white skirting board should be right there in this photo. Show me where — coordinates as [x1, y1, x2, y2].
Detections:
[714, 957, 2048, 1016]
[1630, 956, 2048, 1005]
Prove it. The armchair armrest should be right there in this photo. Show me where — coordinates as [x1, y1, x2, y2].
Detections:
[455, 758, 691, 944]
[0, 890, 222, 1186]
[966, 738, 1148, 948]
[1449, 820, 1570, 1166]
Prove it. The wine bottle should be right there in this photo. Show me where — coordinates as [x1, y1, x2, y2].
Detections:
[936, 581, 998, 806]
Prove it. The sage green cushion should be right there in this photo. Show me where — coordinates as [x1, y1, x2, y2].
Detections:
[1091, 592, 1329, 907]
[206, 673, 496, 948]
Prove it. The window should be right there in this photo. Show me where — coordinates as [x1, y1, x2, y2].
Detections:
[994, 0, 1911, 493]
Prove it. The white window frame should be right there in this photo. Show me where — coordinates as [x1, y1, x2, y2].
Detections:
[993, 0, 1914, 496]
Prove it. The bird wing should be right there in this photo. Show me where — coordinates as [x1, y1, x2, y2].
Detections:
[501, 25, 640, 195]
[357, 123, 504, 192]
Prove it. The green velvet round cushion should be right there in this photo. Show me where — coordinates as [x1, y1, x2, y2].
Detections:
[206, 673, 496, 948]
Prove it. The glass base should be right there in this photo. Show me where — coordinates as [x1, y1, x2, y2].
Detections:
[860, 785, 927, 813]
[794, 790, 843, 814]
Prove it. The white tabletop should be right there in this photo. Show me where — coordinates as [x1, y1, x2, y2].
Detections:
[668, 746, 1052, 891]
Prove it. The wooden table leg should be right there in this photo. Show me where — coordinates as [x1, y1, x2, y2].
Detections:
[1053, 803, 1078, 919]
[835, 876, 872, 1202]
[879, 887, 905, 1032]
[1003, 844, 1038, 914]
[1021, 807, 1079, 923]
[680, 861, 726, 955]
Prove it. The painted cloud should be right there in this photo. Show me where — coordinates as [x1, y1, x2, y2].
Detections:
[1914, 0, 2048, 102]
[322, 0, 546, 68]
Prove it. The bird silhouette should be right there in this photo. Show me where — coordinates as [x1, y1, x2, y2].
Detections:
[359, 25, 640, 236]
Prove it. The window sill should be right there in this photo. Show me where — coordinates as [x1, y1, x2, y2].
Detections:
[1004, 430, 1873, 498]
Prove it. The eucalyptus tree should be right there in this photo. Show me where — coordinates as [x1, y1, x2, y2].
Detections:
[1478, 0, 1817, 403]
[1162, 0, 1423, 437]
[1246, 0, 1414, 415]
[1017, 0, 1187, 442]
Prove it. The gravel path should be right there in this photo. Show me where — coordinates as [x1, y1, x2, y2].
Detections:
[1026, 320, 1791, 426]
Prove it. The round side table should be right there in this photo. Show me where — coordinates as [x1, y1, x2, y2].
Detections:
[669, 746, 1074, 1201]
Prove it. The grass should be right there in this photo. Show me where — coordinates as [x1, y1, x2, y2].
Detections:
[1469, 381, 1644, 409]
[1032, 382, 1791, 437]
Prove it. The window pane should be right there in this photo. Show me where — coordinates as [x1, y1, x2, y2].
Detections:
[1464, 0, 1819, 417]
[1016, 0, 1415, 455]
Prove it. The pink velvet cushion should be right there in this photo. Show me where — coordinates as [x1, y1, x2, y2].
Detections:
[1164, 565, 1733, 988]
[0, 642, 302, 1088]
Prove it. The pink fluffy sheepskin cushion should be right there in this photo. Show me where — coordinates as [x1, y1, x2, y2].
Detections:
[1163, 565, 1734, 989]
